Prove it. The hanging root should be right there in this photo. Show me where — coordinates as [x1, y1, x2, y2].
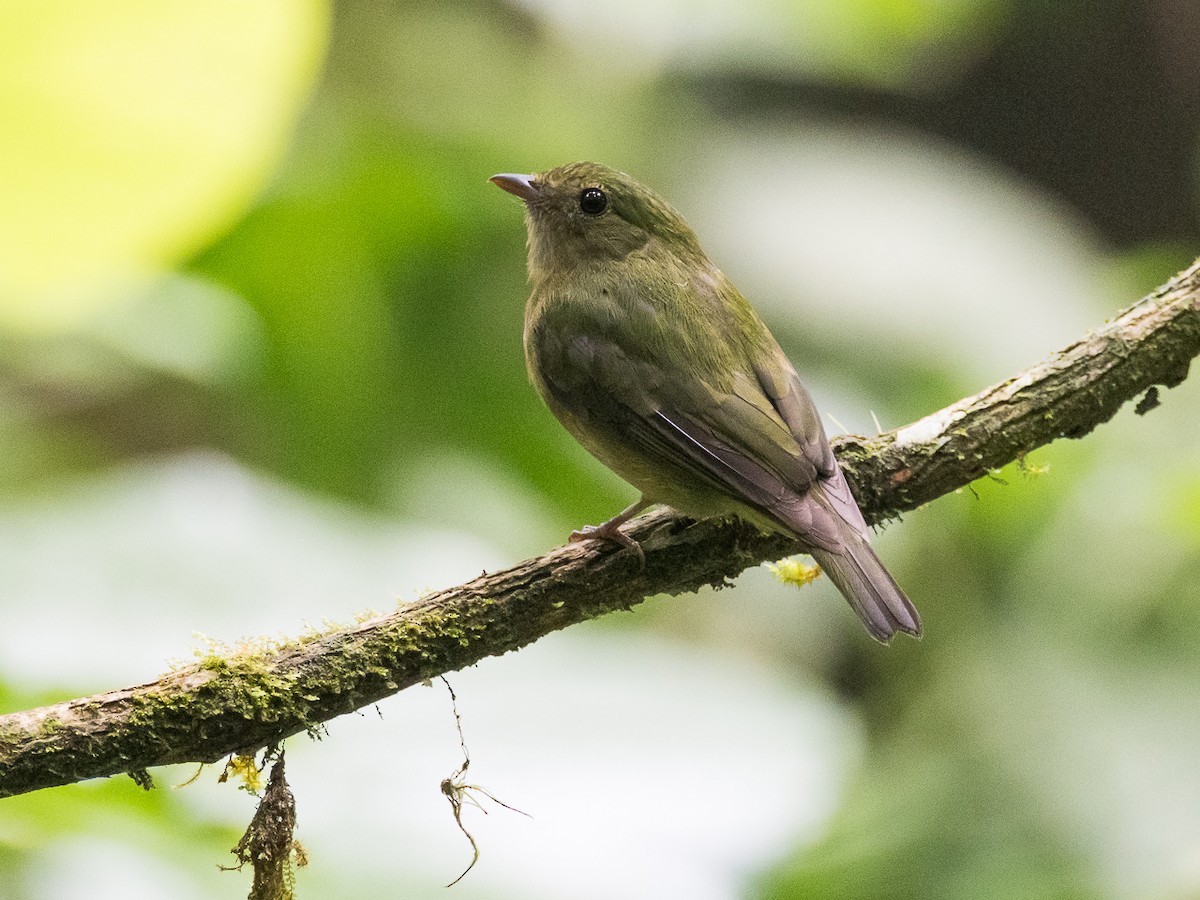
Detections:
[439, 677, 531, 887]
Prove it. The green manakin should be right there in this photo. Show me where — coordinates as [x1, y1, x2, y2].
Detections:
[492, 162, 920, 643]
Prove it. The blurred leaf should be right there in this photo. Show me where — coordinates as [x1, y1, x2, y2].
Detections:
[513, 0, 1010, 86]
[757, 694, 1096, 900]
[0, 0, 330, 330]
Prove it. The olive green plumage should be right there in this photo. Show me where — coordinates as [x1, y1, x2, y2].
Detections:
[492, 162, 920, 642]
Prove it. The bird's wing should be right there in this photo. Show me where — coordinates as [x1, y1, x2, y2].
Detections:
[753, 351, 870, 539]
[534, 324, 856, 552]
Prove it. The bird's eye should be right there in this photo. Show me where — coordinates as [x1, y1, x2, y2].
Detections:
[579, 187, 607, 215]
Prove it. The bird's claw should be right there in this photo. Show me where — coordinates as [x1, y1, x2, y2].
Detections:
[569, 523, 646, 568]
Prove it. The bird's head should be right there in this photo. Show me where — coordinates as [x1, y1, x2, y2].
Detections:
[491, 161, 703, 281]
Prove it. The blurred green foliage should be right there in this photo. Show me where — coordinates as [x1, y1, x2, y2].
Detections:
[2, 0, 1200, 897]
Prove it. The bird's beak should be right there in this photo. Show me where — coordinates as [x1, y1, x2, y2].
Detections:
[490, 173, 540, 202]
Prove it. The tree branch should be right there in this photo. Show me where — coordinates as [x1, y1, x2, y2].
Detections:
[3, 258, 1199, 799]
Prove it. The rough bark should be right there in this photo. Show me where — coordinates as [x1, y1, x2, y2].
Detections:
[2, 258, 1198, 799]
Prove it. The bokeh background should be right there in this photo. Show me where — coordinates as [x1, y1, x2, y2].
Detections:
[2, 0, 1199, 897]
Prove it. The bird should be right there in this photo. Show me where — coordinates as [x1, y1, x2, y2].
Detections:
[491, 161, 920, 643]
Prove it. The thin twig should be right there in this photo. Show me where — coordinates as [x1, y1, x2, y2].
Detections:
[438, 677, 530, 887]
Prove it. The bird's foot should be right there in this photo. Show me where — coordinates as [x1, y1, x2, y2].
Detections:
[568, 498, 652, 568]
[569, 520, 646, 568]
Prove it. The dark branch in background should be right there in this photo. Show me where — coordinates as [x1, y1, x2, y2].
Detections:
[2, 259, 1198, 799]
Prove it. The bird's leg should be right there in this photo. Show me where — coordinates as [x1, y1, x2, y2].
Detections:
[569, 498, 652, 565]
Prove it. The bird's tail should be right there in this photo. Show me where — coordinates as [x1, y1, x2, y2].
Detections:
[811, 535, 921, 643]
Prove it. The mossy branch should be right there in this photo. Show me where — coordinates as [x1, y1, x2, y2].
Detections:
[2, 258, 1199, 799]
